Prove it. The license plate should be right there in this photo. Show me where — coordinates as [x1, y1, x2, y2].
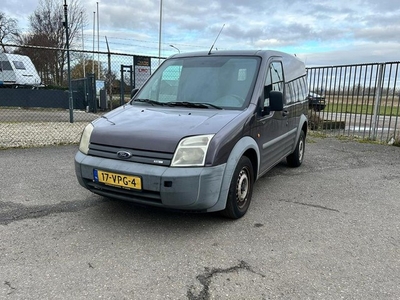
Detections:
[93, 169, 142, 190]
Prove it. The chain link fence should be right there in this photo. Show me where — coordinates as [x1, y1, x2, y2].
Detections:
[0, 44, 163, 148]
[1, 44, 399, 148]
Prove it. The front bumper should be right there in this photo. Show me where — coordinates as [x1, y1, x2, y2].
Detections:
[75, 151, 227, 211]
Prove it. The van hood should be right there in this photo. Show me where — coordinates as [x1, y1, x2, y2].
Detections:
[90, 105, 243, 153]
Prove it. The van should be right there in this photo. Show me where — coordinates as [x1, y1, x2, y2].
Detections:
[75, 50, 308, 219]
[0, 53, 41, 88]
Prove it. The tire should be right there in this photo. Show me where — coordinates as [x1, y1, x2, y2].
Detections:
[221, 156, 254, 219]
[286, 130, 305, 168]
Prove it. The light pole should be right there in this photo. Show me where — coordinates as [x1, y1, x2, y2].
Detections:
[170, 44, 180, 53]
[81, 11, 85, 78]
[63, 0, 73, 123]
[158, 0, 163, 61]
[97, 1, 100, 79]
[92, 11, 95, 74]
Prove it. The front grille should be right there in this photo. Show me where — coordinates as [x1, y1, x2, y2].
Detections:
[85, 179, 162, 203]
[88, 143, 173, 166]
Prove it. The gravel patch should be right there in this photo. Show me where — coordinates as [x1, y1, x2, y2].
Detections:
[0, 122, 88, 149]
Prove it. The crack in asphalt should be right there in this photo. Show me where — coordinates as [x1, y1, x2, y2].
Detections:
[0, 198, 107, 225]
[278, 199, 340, 212]
[187, 260, 265, 300]
[4, 281, 16, 295]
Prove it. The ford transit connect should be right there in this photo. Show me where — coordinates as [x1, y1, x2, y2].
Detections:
[75, 50, 308, 218]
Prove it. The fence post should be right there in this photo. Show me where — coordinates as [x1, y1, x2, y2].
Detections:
[120, 65, 124, 106]
[63, 0, 74, 123]
[371, 64, 384, 140]
[106, 36, 112, 110]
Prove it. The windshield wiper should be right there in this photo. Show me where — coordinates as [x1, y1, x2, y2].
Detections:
[194, 102, 223, 110]
[166, 101, 223, 109]
[133, 98, 164, 106]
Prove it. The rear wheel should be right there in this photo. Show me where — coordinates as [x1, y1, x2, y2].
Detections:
[286, 130, 305, 167]
[221, 156, 254, 219]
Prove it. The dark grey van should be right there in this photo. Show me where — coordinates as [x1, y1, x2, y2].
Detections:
[75, 50, 308, 218]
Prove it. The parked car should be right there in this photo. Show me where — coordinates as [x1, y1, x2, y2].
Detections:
[75, 50, 308, 219]
[308, 92, 326, 111]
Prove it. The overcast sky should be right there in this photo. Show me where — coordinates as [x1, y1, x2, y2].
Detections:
[2, 0, 400, 66]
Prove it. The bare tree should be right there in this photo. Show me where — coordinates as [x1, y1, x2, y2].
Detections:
[16, 0, 87, 86]
[15, 34, 59, 85]
[71, 58, 107, 79]
[0, 12, 21, 52]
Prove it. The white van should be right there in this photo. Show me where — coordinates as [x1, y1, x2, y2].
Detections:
[0, 53, 41, 88]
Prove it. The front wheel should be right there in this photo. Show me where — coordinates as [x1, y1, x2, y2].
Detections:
[286, 130, 305, 167]
[221, 156, 254, 219]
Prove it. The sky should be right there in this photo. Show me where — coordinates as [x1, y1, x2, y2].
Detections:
[2, 0, 400, 67]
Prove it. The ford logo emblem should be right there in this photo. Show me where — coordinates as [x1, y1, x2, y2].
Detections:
[117, 151, 132, 159]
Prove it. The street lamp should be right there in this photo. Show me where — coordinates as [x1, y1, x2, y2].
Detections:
[169, 45, 181, 53]
[158, 0, 163, 60]
[170, 44, 180, 53]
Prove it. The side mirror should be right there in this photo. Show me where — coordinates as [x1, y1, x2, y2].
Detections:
[131, 88, 139, 98]
[269, 91, 284, 111]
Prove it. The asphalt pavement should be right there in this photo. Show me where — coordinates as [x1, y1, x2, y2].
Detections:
[0, 137, 399, 299]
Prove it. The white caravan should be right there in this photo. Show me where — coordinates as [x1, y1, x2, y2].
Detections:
[0, 53, 41, 87]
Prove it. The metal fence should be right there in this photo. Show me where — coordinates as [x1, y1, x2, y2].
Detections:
[307, 62, 400, 143]
[0, 44, 399, 148]
[0, 44, 163, 148]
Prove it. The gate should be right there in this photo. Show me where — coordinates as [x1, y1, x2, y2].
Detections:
[307, 62, 400, 142]
[71, 73, 97, 112]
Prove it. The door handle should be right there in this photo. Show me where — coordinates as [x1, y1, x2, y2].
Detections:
[282, 110, 289, 117]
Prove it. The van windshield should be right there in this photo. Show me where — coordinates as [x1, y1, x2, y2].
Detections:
[134, 56, 260, 110]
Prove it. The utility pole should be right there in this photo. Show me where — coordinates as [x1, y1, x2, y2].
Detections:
[64, 0, 73, 123]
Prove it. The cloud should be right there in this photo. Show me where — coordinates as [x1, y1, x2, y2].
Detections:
[1, 0, 399, 65]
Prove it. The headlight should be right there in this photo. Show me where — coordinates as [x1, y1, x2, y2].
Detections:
[171, 134, 214, 167]
[78, 123, 94, 154]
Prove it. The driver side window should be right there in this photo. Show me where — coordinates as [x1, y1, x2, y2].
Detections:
[264, 61, 284, 107]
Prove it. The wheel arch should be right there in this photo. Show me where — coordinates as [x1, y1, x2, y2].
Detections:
[301, 115, 308, 136]
[243, 147, 258, 182]
[296, 114, 308, 142]
[206, 136, 260, 212]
